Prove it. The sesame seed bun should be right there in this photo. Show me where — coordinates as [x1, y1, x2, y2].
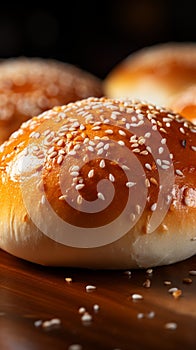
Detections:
[0, 56, 103, 144]
[104, 42, 196, 124]
[0, 97, 195, 269]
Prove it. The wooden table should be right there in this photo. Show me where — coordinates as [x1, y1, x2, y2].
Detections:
[0, 249, 195, 350]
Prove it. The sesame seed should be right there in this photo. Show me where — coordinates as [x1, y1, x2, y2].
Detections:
[99, 159, 105, 168]
[70, 171, 79, 177]
[75, 184, 85, 191]
[93, 304, 100, 312]
[137, 313, 144, 319]
[96, 141, 104, 149]
[119, 130, 126, 136]
[49, 151, 58, 159]
[175, 169, 183, 176]
[104, 143, 110, 150]
[126, 181, 136, 188]
[118, 140, 125, 146]
[68, 344, 82, 350]
[85, 285, 96, 292]
[65, 277, 72, 283]
[98, 192, 105, 200]
[92, 126, 101, 130]
[68, 150, 76, 156]
[130, 213, 136, 222]
[88, 146, 94, 152]
[81, 312, 92, 323]
[164, 281, 172, 286]
[183, 278, 192, 284]
[78, 307, 86, 314]
[105, 129, 113, 134]
[144, 132, 151, 138]
[158, 147, 164, 154]
[151, 203, 157, 212]
[122, 165, 130, 171]
[109, 173, 115, 182]
[132, 293, 143, 300]
[145, 163, 152, 170]
[34, 320, 42, 327]
[97, 148, 103, 155]
[161, 138, 167, 144]
[57, 155, 64, 165]
[88, 169, 94, 178]
[77, 195, 83, 205]
[140, 150, 148, 155]
[180, 127, 185, 134]
[168, 287, 178, 294]
[189, 270, 196, 276]
[191, 146, 196, 151]
[165, 322, 177, 330]
[147, 311, 155, 319]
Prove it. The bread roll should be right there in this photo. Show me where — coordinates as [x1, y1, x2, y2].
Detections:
[170, 85, 196, 124]
[104, 42, 196, 123]
[0, 57, 103, 143]
[0, 97, 195, 269]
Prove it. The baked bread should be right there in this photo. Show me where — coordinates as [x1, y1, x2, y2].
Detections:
[0, 57, 103, 143]
[104, 42, 196, 123]
[0, 97, 195, 269]
[170, 85, 196, 124]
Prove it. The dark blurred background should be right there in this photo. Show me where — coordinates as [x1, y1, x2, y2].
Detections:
[0, 0, 195, 79]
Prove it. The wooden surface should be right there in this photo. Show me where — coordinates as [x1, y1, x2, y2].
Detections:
[0, 249, 195, 350]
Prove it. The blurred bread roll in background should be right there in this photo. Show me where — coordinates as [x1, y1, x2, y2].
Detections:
[104, 42, 196, 123]
[0, 57, 103, 143]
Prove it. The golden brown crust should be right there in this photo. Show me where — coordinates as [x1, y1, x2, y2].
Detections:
[0, 57, 103, 144]
[0, 97, 195, 268]
[104, 42, 196, 123]
[170, 85, 196, 123]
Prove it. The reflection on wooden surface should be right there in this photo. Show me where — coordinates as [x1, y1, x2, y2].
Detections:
[0, 249, 195, 350]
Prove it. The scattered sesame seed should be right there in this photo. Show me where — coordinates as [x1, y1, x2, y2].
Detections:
[34, 320, 42, 327]
[124, 270, 132, 276]
[137, 313, 144, 319]
[165, 322, 177, 330]
[147, 311, 156, 319]
[164, 281, 172, 286]
[68, 344, 82, 350]
[172, 290, 182, 299]
[143, 279, 151, 288]
[78, 307, 86, 314]
[93, 304, 100, 312]
[189, 270, 196, 276]
[65, 277, 72, 283]
[168, 287, 178, 294]
[81, 312, 92, 323]
[191, 146, 196, 151]
[183, 278, 192, 284]
[85, 285, 97, 292]
[132, 293, 143, 300]
[146, 268, 153, 276]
